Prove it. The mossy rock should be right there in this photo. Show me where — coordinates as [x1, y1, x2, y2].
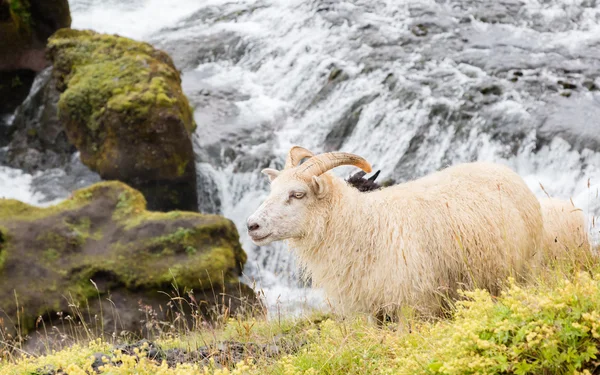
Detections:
[0, 0, 71, 119]
[47, 29, 199, 212]
[0, 181, 257, 337]
[0, 0, 71, 71]
[0, 0, 70, 71]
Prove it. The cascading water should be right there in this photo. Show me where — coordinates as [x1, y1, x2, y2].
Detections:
[1, 0, 599, 314]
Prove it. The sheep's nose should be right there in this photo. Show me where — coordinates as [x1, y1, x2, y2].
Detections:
[247, 222, 260, 232]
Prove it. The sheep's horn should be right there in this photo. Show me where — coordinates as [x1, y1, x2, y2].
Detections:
[297, 152, 372, 177]
[285, 146, 315, 169]
[368, 170, 381, 182]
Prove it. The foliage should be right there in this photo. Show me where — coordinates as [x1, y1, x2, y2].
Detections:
[2, 265, 600, 374]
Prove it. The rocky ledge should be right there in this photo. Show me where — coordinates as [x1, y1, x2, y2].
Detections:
[0, 182, 259, 348]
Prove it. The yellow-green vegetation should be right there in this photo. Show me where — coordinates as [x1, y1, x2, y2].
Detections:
[47, 29, 196, 180]
[2, 266, 600, 374]
[0, 181, 249, 335]
[0, 340, 112, 375]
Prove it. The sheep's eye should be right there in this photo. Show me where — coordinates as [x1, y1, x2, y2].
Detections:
[291, 191, 305, 199]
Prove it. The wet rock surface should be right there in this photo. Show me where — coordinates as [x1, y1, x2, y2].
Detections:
[155, 31, 248, 72]
[0, 69, 36, 122]
[2, 68, 75, 172]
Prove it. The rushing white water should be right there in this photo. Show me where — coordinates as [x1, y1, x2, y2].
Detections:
[0, 166, 45, 203]
[1, 0, 599, 314]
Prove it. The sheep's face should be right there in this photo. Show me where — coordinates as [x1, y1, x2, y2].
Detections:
[247, 169, 327, 245]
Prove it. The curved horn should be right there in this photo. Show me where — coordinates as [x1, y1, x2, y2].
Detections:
[297, 152, 372, 177]
[285, 146, 315, 169]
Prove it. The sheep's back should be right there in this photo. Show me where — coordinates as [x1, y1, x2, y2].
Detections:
[366, 162, 544, 315]
[540, 197, 590, 262]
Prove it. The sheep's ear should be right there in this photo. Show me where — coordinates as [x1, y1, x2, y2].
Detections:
[311, 175, 329, 199]
[261, 168, 280, 182]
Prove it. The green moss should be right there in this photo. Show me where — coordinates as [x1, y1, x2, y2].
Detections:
[8, 0, 31, 32]
[154, 227, 196, 247]
[48, 29, 195, 138]
[64, 216, 102, 241]
[42, 248, 60, 261]
[114, 188, 146, 220]
[46, 29, 198, 188]
[66, 216, 90, 232]
[0, 181, 247, 334]
[10, 74, 22, 87]
[0, 199, 38, 218]
[46, 29, 198, 212]
[105, 227, 239, 290]
[0, 182, 143, 223]
[36, 231, 86, 253]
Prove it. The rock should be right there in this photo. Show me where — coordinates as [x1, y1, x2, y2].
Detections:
[0, 181, 258, 343]
[0, 0, 71, 121]
[0, 69, 36, 117]
[323, 94, 379, 151]
[309, 65, 350, 108]
[28, 154, 102, 204]
[114, 339, 164, 361]
[154, 31, 247, 72]
[537, 93, 600, 152]
[89, 337, 298, 370]
[47, 29, 199, 212]
[4, 67, 75, 172]
[0, 0, 71, 72]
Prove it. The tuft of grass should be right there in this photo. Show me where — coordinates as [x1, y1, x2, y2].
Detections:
[2, 264, 600, 374]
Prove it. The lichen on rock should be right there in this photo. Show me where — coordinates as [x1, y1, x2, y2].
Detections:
[47, 29, 199, 212]
[0, 181, 256, 338]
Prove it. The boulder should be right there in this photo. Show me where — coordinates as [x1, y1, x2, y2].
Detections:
[0, 181, 258, 340]
[47, 29, 199, 212]
[3, 67, 75, 172]
[0, 0, 71, 71]
[0, 0, 71, 121]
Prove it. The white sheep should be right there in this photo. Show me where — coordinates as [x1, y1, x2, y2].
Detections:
[539, 197, 591, 263]
[247, 147, 544, 319]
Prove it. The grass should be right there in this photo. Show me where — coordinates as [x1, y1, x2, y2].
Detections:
[1, 258, 600, 375]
